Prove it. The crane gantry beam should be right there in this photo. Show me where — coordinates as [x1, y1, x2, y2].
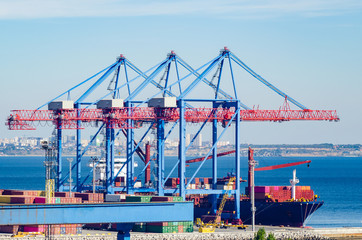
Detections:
[6, 107, 339, 130]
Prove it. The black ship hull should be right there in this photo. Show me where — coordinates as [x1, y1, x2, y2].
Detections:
[195, 200, 324, 227]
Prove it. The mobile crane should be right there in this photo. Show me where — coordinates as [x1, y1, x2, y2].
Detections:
[197, 176, 246, 233]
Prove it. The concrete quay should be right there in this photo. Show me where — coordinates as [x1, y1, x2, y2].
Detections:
[312, 227, 362, 239]
[1, 226, 362, 239]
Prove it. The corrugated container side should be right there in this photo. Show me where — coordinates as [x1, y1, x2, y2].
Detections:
[34, 197, 46, 204]
[0, 195, 12, 203]
[10, 196, 35, 204]
[0, 225, 19, 234]
[106, 194, 122, 202]
[76, 226, 82, 234]
[3, 190, 24, 195]
[48, 225, 61, 235]
[148, 222, 168, 226]
[23, 225, 46, 233]
[54, 192, 70, 198]
[151, 196, 173, 202]
[173, 196, 183, 202]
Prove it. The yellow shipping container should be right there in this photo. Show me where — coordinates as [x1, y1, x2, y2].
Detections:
[0, 195, 12, 203]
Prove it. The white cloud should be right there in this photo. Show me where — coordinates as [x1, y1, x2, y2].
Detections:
[0, 0, 361, 19]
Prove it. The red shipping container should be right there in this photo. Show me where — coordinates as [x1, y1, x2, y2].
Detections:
[254, 186, 267, 193]
[178, 225, 184, 233]
[74, 193, 92, 202]
[50, 225, 61, 235]
[10, 196, 34, 204]
[84, 223, 104, 230]
[23, 225, 46, 233]
[151, 196, 173, 202]
[3, 190, 24, 195]
[172, 178, 177, 188]
[98, 193, 104, 203]
[22, 190, 40, 196]
[54, 192, 70, 198]
[34, 197, 46, 204]
[195, 178, 200, 184]
[148, 222, 168, 226]
[0, 225, 19, 234]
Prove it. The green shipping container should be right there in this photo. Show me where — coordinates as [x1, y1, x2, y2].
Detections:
[132, 223, 146, 232]
[171, 225, 178, 233]
[173, 196, 183, 202]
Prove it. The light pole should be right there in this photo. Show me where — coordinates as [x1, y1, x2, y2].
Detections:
[90, 157, 98, 193]
[67, 158, 73, 197]
[248, 147, 257, 232]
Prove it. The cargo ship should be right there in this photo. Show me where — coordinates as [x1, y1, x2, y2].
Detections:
[181, 149, 323, 228]
[191, 184, 323, 227]
[97, 153, 324, 228]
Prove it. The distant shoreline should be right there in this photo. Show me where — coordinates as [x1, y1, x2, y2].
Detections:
[1, 154, 362, 158]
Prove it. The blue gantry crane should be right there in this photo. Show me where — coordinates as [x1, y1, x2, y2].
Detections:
[6, 47, 339, 220]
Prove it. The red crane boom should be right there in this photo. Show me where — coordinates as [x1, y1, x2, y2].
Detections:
[6, 107, 339, 130]
[255, 160, 311, 171]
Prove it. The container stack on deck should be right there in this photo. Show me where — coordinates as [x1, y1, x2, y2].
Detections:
[245, 186, 315, 202]
[164, 177, 244, 190]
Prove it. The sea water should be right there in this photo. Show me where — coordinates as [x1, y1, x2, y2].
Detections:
[0, 156, 361, 228]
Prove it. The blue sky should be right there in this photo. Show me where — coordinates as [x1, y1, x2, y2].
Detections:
[0, 0, 361, 144]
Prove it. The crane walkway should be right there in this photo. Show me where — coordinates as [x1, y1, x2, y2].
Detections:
[0, 201, 193, 240]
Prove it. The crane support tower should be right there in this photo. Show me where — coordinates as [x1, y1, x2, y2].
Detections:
[6, 47, 339, 220]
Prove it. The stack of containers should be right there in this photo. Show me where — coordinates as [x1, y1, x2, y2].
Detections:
[146, 222, 172, 233]
[203, 178, 211, 189]
[74, 192, 104, 203]
[295, 186, 314, 200]
[0, 189, 87, 235]
[144, 222, 193, 233]
[115, 176, 126, 186]
[246, 186, 314, 202]
[164, 178, 181, 188]
[135, 195, 192, 233]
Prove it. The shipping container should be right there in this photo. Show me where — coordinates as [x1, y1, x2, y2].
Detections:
[125, 195, 152, 202]
[0, 225, 19, 234]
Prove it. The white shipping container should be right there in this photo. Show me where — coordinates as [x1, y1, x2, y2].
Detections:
[148, 97, 177, 108]
[97, 99, 124, 109]
[224, 185, 233, 190]
[105, 194, 121, 202]
[48, 101, 74, 110]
